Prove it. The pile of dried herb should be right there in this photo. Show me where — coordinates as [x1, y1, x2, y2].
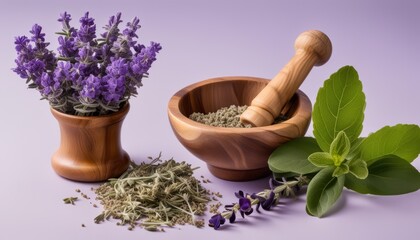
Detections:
[94, 154, 212, 231]
[189, 105, 252, 128]
[189, 105, 288, 128]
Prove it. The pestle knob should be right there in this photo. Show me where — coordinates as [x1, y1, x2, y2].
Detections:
[240, 30, 332, 127]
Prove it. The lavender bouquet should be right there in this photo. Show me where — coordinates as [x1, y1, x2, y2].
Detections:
[13, 12, 161, 116]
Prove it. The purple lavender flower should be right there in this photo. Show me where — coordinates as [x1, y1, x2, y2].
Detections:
[101, 12, 122, 43]
[58, 36, 77, 57]
[128, 42, 161, 92]
[72, 62, 88, 80]
[13, 25, 55, 85]
[26, 59, 46, 85]
[13, 60, 29, 79]
[101, 75, 125, 104]
[208, 214, 226, 230]
[235, 190, 253, 218]
[251, 191, 276, 212]
[77, 12, 96, 43]
[54, 61, 71, 82]
[100, 57, 128, 104]
[106, 57, 128, 76]
[40, 72, 61, 95]
[95, 44, 111, 62]
[109, 16, 143, 58]
[13, 11, 160, 116]
[14, 36, 30, 52]
[208, 176, 308, 230]
[76, 46, 93, 63]
[27, 24, 56, 71]
[121, 17, 141, 48]
[80, 74, 102, 100]
[111, 37, 131, 58]
[123, 17, 140, 39]
[229, 211, 236, 223]
[30, 24, 46, 43]
[74, 46, 100, 77]
[13, 36, 34, 78]
[131, 42, 161, 75]
[58, 12, 73, 32]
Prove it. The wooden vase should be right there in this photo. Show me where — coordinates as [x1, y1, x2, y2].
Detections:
[50, 104, 130, 182]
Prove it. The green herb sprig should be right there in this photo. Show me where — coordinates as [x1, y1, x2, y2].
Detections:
[268, 65, 420, 217]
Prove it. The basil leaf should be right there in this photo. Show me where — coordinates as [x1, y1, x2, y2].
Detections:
[345, 156, 420, 195]
[332, 163, 349, 177]
[313, 66, 366, 152]
[308, 152, 335, 167]
[306, 167, 345, 217]
[268, 137, 322, 175]
[329, 131, 350, 165]
[360, 124, 420, 163]
[348, 158, 368, 179]
[347, 137, 365, 160]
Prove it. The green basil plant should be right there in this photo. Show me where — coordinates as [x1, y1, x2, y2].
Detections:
[268, 65, 420, 217]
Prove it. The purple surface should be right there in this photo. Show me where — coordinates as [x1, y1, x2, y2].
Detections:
[1, 0, 419, 239]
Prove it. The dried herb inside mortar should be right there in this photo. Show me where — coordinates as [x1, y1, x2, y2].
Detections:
[94, 154, 211, 231]
[189, 105, 287, 128]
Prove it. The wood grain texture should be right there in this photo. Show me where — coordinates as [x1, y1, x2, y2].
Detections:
[168, 77, 312, 181]
[50, 104, 130, 182]
[240, 30, 332, 127]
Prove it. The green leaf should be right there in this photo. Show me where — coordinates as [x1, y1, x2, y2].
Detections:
[329, 131, 351, 165]
[313, 66, 366, 152]
[347, 137, 365, 160]
[348, 158, 368, 179]
[360, 124, 420, 163]
[345, 156, 420, 195]
[308, 152, 334, 167]
[332, 163, 349, 177]
[268, 137, 322, 175]
[306, 167, 345, 217]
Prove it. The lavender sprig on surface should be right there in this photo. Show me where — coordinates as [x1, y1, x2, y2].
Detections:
[209, 176, 310, 230]
[12, 11, 161, 116]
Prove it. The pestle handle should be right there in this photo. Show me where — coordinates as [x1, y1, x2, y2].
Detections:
[240, 30, 332, 127]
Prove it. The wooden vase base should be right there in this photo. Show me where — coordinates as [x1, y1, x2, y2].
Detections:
[52, 151, 130, 182]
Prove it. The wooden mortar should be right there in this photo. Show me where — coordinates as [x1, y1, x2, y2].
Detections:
[240, 30, 332, 127]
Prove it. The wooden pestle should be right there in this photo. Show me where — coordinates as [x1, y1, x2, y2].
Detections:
[240, 30, 332, 127]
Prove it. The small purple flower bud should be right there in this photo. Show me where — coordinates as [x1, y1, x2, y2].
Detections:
[58, 12, 72, 24]
[77, 12, 96, 43]
[14, 36, 30, 52]
[58, 12, 74, 33]
[229, 211, 236, 223]
[238, 197, 252, 213]
[101, 13, 122, 43]
[235, 190, 254, 218]
[30, 24, 45, 42]
[58, 36, 77, 57]
[107, 58, 128, 76]
[261, 191, 276, 210]
[40, 72, 55, 95]
[123, 17, 141, 39]
[80, 75, 102, 100]
[208, 214, 225, 230]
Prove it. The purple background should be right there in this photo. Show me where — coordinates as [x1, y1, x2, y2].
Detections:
[1, 0, 419, 239]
